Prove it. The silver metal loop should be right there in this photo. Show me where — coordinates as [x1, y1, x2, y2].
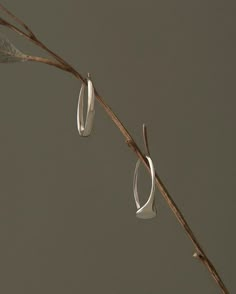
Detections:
[77, 77, 95, 137]
[133, 156, 157, 219]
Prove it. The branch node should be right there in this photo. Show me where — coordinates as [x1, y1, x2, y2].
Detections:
[193, 252, 204, 261]
[126, 139, 136, 151]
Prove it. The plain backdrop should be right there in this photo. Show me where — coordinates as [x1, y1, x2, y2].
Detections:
[0, 1, 235, 293]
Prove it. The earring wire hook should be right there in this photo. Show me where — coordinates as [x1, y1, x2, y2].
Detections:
[133, 124, 157, 219]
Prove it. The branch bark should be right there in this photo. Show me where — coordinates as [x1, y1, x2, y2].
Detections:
[0, 4, 229, 293]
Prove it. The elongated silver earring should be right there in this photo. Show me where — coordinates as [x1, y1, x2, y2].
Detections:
[133, 155, 157, 219]
[77, 74, 95, 137]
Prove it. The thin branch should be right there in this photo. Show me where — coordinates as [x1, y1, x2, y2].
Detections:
[0, 4, 84, 80]
[0, 16, 31, 40]
[0, 3, 35, 37]
[0, 5, 229, 294]
[26, 55, 70, 72]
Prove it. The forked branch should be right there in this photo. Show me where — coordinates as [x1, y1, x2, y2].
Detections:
[0, 4, 229, 293]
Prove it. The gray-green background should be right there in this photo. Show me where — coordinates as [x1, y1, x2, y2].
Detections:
[0, 1, 235, 293]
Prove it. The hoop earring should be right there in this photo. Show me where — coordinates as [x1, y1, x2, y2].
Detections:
[133, 156, 157, 219]
[77, 74, 95, 137]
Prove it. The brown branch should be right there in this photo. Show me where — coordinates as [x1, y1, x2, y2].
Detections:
[25, 55, 70, 72]
[0, 5, 229, 294]
[0, 16, 31, 40]
[0, 3, 35, 37]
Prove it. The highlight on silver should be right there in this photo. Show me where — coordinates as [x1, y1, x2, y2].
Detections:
[77, 74, 95, 137]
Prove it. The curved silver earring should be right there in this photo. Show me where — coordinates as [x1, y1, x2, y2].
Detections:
[77, 75, 95, 137]
[133, 156, 157, 219]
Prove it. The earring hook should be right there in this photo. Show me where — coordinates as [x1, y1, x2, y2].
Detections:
[142, 124, 150, 156]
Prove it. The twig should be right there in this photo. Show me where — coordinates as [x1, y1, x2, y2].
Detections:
[25, 55, 70, 72]
[0, 3, 35, 37]
[0, 5, 229, 293]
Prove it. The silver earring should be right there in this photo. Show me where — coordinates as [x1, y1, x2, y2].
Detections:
[133, 156, 157, 219]
[77, 74, 95, 137]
